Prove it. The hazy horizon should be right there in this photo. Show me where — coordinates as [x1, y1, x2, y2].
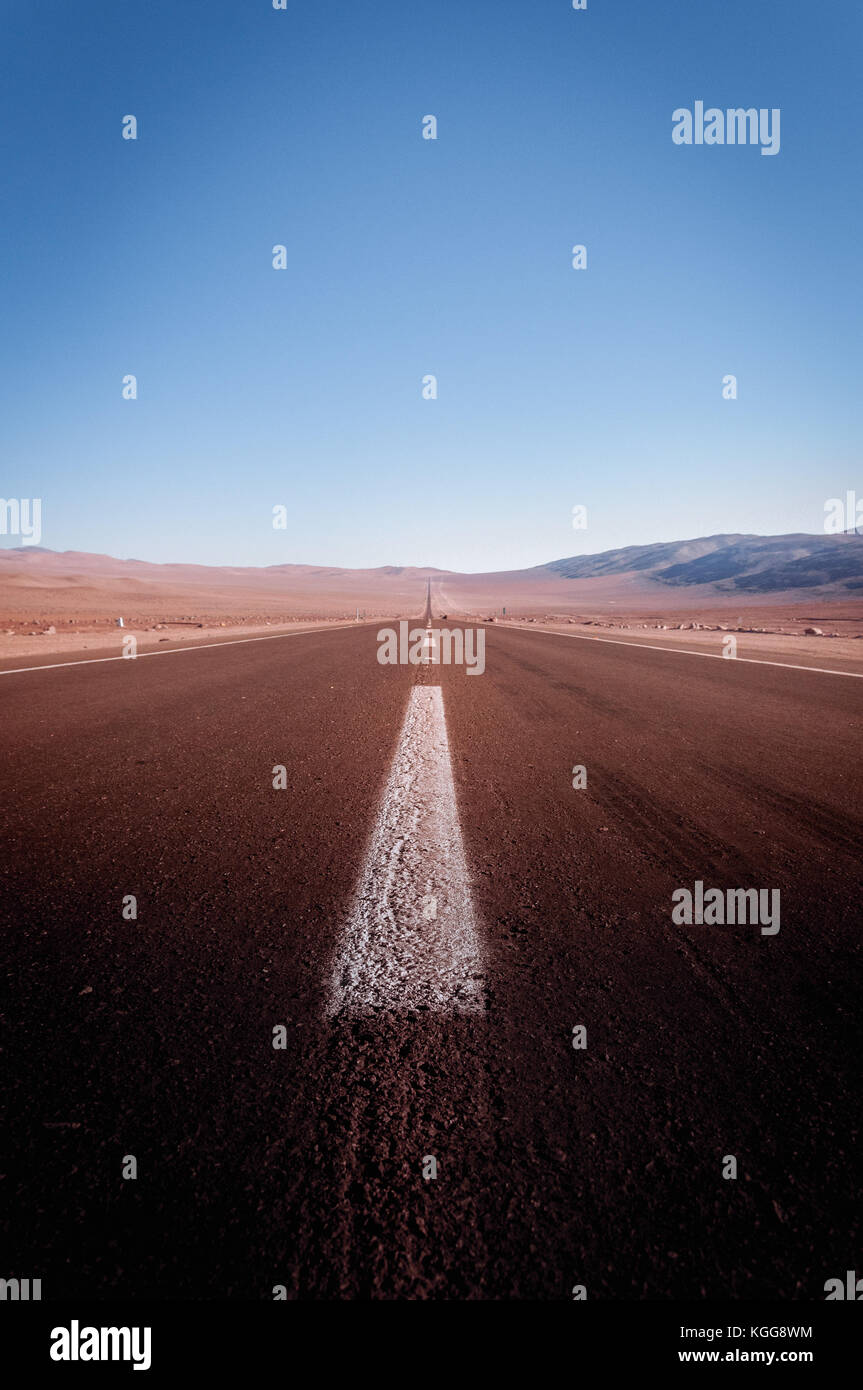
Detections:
[3, 525, 860, 577]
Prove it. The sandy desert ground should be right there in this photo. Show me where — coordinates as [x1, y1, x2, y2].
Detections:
[3, 544, 863, 670]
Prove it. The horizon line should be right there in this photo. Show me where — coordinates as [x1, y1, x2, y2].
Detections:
[1, 529, 858, 576]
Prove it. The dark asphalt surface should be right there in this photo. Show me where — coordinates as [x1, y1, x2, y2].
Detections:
[1, 619, 861, 1299]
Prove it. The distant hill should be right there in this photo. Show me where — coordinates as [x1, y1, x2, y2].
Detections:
[539, 532, 863, 594]
[2, 532, 862, 622]
[0, 547, 456, 620]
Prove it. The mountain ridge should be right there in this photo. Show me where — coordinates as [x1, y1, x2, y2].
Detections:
[2, 532, 862, 600]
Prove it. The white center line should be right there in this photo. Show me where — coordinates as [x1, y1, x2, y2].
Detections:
[327, 685, 485, 1016]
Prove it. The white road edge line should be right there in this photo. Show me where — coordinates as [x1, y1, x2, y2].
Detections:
[327, 684, 485, 1016]
[0, 622, 360, 676]
[513, 626, 863, 679]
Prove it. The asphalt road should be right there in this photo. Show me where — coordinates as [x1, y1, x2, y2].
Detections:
[1, 617, 861, 1299]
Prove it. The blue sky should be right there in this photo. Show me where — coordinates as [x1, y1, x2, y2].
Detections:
[1, 0, 860, 571]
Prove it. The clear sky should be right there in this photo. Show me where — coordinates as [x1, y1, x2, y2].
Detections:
[1, 0, 860, 571]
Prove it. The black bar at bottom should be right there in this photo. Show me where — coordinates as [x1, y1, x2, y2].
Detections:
[0, 1299, 856, 1378]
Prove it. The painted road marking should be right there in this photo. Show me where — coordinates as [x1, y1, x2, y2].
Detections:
[515, 626, 863, 678]
[6, 617, 859, 680]
[327, 685, 484, 1016]
[0, 623, 360, 676]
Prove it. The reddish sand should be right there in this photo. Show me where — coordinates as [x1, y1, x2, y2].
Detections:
[3, 546, 863, 661]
